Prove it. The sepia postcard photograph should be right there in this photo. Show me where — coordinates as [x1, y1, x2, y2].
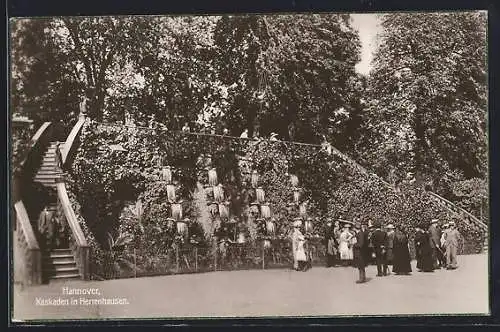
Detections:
[9, 11, 489, 322]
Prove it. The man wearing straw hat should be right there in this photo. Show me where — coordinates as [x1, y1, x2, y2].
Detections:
[444, 221, 461, 270]
[438, 223, 449, 267]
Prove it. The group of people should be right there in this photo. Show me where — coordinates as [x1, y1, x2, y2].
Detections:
[37, 206, 69, 250]
[292, 216, 462, 283]
[415, 219, 462, 272]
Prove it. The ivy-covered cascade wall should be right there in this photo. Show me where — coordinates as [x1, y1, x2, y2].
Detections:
[67, 120, 487, 275]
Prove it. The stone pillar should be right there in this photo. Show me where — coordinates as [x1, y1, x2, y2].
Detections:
[79, 96, 87, 120]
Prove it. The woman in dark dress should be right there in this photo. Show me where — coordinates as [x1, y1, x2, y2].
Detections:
[414, 224, 435, 272]
[392, 227, 412, 275]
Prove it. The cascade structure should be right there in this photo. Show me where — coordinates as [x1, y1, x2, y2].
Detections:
[161, 165, 188, 237]
[288, 173, 313, 234]
[246, 169, 275, 243]
[202, 155, 231, 231]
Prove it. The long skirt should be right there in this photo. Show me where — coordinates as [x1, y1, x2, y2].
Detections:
[392, 246, 412, 274]
[339, 242, 353, 260]
[416, 247, 434, 272]
[386, 248, 394, 265]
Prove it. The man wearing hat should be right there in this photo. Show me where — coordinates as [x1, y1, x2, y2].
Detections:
[385, 224, 396, 274]
[444, 221, 461, 269]
[439, 223, 449, 267]
[428, 218, 442, 269]
[353, 221, 369, 283]
[371, 222, 388, 276]
[325, 218, 338, 267]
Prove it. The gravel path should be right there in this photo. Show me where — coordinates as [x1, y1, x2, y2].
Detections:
[12, 254, 489, 321]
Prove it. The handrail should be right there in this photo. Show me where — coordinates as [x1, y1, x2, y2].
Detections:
[14, 122, 52, 175]
[11, 122, 52, 286]
[62, 117, 86, 168]
[56, 181, 89, 280]
[322, 142, 487, 232]
[56, 117, 90, 280]
[56, 182, 88, 247]
[14, 201, 42, 285]
[427, 191, 488, 230]
[14, 201, 40, 250]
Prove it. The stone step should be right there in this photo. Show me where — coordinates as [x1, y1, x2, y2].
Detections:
[33, 181, 58, 187]
[50, 274, 81, 281]
[49, 265, 79, 273]
[42, 161, 56, 165]
[35, 171, 63, 177]
[39, 165, 58, 171]
[46, 252, 74, 259]
[34, 173, 60, 179]
[36, 168, 62, 173]
[50, 248, 73, 255]
[48, 271, 81, 280]
[44, 259, 77, 268]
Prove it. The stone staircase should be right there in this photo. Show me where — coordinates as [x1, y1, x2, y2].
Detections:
[42, 248, 80, 281]
[321, 142, 488, 253]
[31, 141, 81, 282]
[33, 141, 64, 188]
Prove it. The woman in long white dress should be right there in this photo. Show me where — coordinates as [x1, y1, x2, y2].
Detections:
[292, 220, 308, 271]
[339, 223, 354, 266]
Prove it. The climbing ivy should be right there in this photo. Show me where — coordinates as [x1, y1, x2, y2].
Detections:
[70, 120, 486, 256]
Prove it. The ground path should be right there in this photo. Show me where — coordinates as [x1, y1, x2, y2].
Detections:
[13, 254, 488, 321]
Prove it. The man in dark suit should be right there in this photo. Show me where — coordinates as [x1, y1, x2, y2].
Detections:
[353, 221, 370, 283]
[371, 222, 388, 276]
[37, 206, 55, 250]
[428, 219, 442, 269]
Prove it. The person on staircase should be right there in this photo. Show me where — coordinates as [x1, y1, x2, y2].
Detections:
[55, 142, 63, 171]
[37, 206, 55, 250]
[55, 215, 69, 249]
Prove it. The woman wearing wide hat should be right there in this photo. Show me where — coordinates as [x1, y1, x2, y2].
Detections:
[385, 224, 396, 272]
[338, 221, 354, 266]
[414, 223, 435, 272]
[325, 218, 338, 267]
[392, 225, 412, 275]
[292, 218, 308, 271]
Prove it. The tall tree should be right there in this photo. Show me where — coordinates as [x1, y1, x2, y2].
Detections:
[360, 12, 487, 183]
[213, 14, 362, 143]
[11, 17, 158, 123]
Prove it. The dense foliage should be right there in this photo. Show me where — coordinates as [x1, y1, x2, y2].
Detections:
[11, 122, 35, 172]
[359, 12, 487, 186]
[70, 120, 486, 259]
[11, 13, 488, 266]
